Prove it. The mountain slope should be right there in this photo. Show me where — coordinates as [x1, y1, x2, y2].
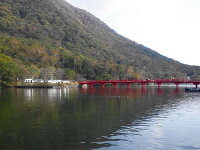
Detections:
[0, 0, 199, 80]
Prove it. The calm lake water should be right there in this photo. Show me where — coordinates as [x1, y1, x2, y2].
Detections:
[0, 87, 200, 150]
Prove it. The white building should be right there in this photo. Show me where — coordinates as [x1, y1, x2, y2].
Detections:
[24, 79, 44, 83]
[24, 79, 35, 83]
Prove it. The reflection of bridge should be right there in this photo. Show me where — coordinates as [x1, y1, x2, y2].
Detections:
[78, 79, 200, 88]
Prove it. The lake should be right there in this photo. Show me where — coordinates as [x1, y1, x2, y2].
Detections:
[0, 87, 200, 150]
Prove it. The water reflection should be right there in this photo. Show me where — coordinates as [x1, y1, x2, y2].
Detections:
[23, 88, 72, 101]
[80, 86, 182, 98]
[0, 87, 199, 150]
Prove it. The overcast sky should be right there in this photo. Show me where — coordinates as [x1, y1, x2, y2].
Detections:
[67, 0, 200, 66]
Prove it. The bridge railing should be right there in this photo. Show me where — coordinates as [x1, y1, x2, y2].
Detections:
[78, 79, 200, 85]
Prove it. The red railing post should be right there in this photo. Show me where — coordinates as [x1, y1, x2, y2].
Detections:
[157, 82, 162, 88]
[141, 83, 147, 88]
[112, 83, 118, 88]
[88, 83, 94, 88]
[174, 82, 180, 88]
[100, 83, 106, 88]
[193, 83, 199, 88]
[127, 83, 131, 88]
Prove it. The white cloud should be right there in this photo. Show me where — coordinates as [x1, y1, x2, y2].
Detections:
[67, 0, 200, 65]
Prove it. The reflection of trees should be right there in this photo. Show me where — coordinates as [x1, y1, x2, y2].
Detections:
[0, 88, 182, 150]
[0, 89, 61, 150]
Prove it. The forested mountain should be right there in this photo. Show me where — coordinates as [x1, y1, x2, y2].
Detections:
[0, 0, 200, 85]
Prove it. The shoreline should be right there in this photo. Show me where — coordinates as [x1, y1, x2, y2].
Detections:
[1, 82, 197, 89]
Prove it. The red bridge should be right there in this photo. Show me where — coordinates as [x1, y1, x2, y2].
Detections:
[78, 79, 200, 88]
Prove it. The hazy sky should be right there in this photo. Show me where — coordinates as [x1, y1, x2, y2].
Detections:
[67, 0, 200, 66]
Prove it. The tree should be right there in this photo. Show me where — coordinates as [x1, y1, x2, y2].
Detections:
[95, 73, 113, 80]
[60, 50, 73, 68]
[8, 37, 20, 48]
[40, 66, 55, 80]
[117, 64, 126, 79]
[49, 49, 59, 67]
[134, 72, 142, 79]
[105, 61, 117, 73]
[0, 54, 19, 85]
[74, 55, 83, 72]
[27, 43, 46, 64]
[28, 65, 40, 79]
[18, 64, 30, 80]
[54, 68, 65, 79]
[126, 66, 135, 78]
[65, 68, 76, 80]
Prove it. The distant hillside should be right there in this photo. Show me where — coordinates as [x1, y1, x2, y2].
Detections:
[0, 0, 200, 84]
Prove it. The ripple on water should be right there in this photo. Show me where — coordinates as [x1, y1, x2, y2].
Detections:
[95, 91, 200, 150]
